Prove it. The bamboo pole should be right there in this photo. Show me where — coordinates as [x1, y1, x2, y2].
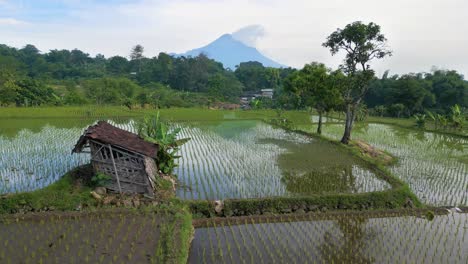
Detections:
[108, 144, 122, 194]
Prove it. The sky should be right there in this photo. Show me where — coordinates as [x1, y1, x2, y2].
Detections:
[1, 0, 467, 77]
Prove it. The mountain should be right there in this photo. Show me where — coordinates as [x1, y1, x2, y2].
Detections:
[176, 34, 286, 69]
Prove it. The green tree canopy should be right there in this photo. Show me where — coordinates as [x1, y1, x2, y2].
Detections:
[323, 21, 392, 144]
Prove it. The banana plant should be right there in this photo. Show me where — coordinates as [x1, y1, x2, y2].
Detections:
[137, 112, 190, 175]
[437, 114, 448, 130]
[426, 111, 437, 129]
[449, 104, 464, 130]
[414, 114, 426, 129]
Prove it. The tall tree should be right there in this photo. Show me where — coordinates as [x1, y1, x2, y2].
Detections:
[323, 21, 392, 144]
[130, 44, 145, 73]
[130, 44, 144, 60]
[0, 71, 19, 106]
[285, 63, 344, 134]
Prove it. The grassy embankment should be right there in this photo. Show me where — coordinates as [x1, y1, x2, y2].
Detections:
[0, 106, 305, 121]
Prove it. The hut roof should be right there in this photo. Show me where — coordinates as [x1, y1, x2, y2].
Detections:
[72, 121, 158, 157]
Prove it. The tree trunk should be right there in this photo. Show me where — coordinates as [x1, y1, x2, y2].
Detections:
[317, 111, 323, 134]
[341, 104, 355, 144]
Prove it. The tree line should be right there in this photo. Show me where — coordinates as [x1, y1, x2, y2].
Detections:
[1, 41, 466, 115]
[0, 27, 466, 141]
[0, 44, 293, 107]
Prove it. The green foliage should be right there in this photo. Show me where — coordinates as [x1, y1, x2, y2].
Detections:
[414, 114, 426, 129]
[425, 210, 435, 221]
[323, 21, 392, 144]
[365, 70, 468, 117]
[186, 200, 216, 218]
[354, 104, 368, 122]
[1, 42, 466, 112]
[0, 72, 19, 106]
[450, 104, 464, 129]
[284, 62, 344, 133]
[83, 77, 142, 105]
[137, 112, 190, 175]
[373, 105, 387, 117]
[234, 61, 282, 91]
[266, 108, 295, 129]
[0, 168, 96, 214]
[207, 72, 244, 102]
[155, 177, 174, 191]
[153, 205, 193, 264]
[189, 186, 419, 218]
[90, 173, 112, 187]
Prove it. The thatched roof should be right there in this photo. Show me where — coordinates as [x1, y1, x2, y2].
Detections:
[72, 121, 158, 157]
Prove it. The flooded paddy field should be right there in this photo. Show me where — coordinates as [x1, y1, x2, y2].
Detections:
[0, 210, 184, 264]
[0, 119, 388, 199]
[310, 122, 468, 206]
[189, 210, 468, 264]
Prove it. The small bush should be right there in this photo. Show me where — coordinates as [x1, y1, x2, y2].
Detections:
[91, 173, 112, 187]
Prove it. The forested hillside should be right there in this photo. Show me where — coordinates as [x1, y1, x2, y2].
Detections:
[0, 44, 292, 107]
[0, 43, 466, 118]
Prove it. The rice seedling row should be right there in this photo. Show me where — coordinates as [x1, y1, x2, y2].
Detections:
[174, 122, 390, 200]
[0, 211, 180, 263]
[311, 123, 468, 206]
[189, 211, 468, 263]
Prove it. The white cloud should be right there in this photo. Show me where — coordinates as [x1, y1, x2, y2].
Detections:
[0, 17, 28, 26]
[0, 0, 467, 77]
[232, 25, 266, 47]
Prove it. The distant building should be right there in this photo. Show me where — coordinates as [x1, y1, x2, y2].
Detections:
[240, 89, 274, 107]
[260, 89, 274, 99]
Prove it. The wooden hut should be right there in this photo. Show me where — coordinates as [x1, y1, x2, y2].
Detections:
[72, 121, 159, 196]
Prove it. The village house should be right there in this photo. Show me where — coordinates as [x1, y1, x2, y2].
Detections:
[240, 89, 275, 108]
[72, 121, 159, 196]
[260, 89, 274, 99]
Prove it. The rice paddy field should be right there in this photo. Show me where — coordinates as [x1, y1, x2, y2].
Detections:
[0, 118, 389, 198]
[300, 121, 468, 207]
[0, 209, 192, 264]
[1, 107, 467, 263]
[189, 210, 468, 264]
[175, 121, 390, 200]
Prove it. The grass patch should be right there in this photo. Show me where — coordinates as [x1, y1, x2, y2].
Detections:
[0, 165, 96, 214]
[154, 207, 194, 264]
[188, 185, 419, 218]
[0, 106, 311, 123]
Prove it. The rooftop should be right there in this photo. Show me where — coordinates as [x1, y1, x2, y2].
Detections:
[72, 121, 159, 157]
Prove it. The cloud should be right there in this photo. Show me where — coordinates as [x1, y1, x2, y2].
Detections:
[232, 25, 266, 47]
[0, 17, 29, 26]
